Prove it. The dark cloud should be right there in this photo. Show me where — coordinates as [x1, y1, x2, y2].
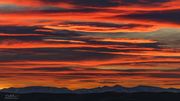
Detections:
[104, 59, 180, 66]
[0, 73, 52, 78]
[0, 25, 83, 41]
[0, 75, 13, 78]
[73, 37, 160, 49]
[0, 72, 179, 81]
[112, 69, 157, 72]
[79, 80, 96, 83]
[0, 5, 101, 14]
[98, 80, 119, 84]
[63, 21, 153, 29]
[58, 75, 92, 80]
[63, 73, 140, 77]
[0, 40, 162, 62]
[41, 0, 171, 7]
[0, 0, 171, 14]
[22, 67, 76, 72]
[37, 7, 101, 13]
[68, 73, 180, 79]
[0, 4, 30, 13]
[41, 0, 120, 7]
[0, 48, 117, 62]
[0, 26, 42, 34]
[0, 25, 51, 41]
[165, 82, 180, 86]
[119, 9, 180, 24]
[78, 67, 180, 73]
[90, 41, 160, 49]
[148, 73, 180, 78]
[0, 26, 81, 36]
[119, 0, 171, 6]
[68, 0, 120, 7]
[108, 68, 180, 73]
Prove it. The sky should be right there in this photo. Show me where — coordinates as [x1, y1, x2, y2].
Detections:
[0, 0, 180, 90]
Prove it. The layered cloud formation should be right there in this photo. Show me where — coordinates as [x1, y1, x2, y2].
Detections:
[0, 0, 179, 89]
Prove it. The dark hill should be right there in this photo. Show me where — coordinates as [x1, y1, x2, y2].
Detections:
[0, 92, 180, 101]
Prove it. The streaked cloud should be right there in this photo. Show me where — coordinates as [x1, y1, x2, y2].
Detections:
[0, 0, 179, 89]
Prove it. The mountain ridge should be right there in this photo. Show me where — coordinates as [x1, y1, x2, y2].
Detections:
[1, 85, 180, 94]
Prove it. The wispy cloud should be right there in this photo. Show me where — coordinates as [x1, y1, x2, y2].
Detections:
[0, 0, 179, 89]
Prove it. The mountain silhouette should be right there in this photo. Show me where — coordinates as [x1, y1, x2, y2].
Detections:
[0, 86, 72, 94]
[1, 85, 180, 94]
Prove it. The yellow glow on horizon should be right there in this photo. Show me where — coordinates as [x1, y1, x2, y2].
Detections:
[0, 84, 11, 89]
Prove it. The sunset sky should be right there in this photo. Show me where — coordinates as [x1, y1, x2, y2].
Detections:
[0, 0, 180, 90]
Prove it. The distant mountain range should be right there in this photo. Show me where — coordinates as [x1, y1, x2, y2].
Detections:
[1, 85, 180, 94]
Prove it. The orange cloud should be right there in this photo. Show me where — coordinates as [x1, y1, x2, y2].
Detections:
[0, 0, 180, 89]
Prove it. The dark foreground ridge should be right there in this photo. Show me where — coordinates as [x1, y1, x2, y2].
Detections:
[0, 86, 180, 101]
[1, 85, 180, 94]
[0, 92, 180, 101]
